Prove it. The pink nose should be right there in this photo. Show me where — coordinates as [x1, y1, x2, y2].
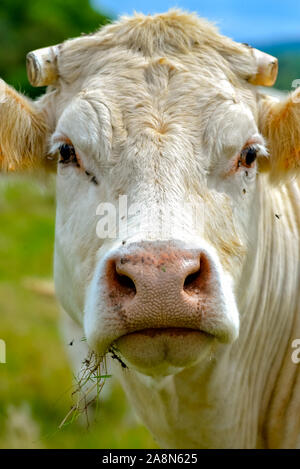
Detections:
[102, 241, 219, 335]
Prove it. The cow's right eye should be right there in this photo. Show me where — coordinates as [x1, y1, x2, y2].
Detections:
[58, 143, 79, 166]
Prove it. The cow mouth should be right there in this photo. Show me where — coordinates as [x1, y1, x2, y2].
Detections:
[125, 326, 209, 335]
[112, 327, 215, 376]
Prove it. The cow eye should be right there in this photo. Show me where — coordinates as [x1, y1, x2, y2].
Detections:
[58, 143, 78, 166]
[239, 146, 258, 167]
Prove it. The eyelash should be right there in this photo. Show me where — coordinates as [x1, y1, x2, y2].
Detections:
[58, 143, 98, 185]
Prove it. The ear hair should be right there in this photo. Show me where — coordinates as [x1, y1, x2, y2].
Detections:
[258, 88, 300, 184]
[0, 80, 48, 171]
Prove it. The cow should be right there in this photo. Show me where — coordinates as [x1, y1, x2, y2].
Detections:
[1, 10, 300, 449]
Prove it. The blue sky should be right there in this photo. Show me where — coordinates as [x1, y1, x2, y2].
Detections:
[92, 0, 300, 45]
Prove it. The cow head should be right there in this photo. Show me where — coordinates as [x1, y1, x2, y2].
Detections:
[1, 11, 300, 377]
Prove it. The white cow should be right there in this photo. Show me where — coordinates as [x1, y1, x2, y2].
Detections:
[1, 10, 300, 448]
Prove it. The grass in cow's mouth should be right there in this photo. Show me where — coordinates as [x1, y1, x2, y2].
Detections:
[109, 345, 128, 369]
[59, 351, 111, 430]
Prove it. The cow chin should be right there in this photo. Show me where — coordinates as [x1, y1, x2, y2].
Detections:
[114, 328, 215, 376]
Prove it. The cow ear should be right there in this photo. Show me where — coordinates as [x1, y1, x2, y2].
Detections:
[258, 88, 300, 183]
[0, 79, 49, 171]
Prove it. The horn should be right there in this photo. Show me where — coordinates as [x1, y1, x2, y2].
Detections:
[248, 48, 278, 87]
[26, 45, 59, 87]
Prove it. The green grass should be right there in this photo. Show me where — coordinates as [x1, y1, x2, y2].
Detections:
[0, 174, 156, 449]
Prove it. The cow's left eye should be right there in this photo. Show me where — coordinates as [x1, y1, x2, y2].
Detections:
[239, 146, 258, 168]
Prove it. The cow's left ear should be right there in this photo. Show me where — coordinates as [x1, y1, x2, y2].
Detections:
[258, 88, 300, 183]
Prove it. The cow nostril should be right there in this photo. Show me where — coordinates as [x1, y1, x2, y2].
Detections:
[115, 272, 136, 294]
[183, 254, 210, 295]
[106, 259, 137, 299]
[183, 269, 201, 293]
[113, 258, 137, 297]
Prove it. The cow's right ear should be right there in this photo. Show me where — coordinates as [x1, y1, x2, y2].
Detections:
[0, 79, 49, 171]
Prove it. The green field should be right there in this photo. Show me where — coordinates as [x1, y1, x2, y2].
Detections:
[0, 175, 156, 449]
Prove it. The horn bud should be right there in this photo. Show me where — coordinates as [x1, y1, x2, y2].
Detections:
[26, 45, 59, 87]
[248, 48, 278, 87]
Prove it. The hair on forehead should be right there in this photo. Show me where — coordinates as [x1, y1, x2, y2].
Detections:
[56, 9, 257, 87]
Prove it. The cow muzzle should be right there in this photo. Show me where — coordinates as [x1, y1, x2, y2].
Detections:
[84, 240, 239, 376]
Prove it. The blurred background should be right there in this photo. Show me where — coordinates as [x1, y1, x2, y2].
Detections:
[0, 0, 299, 449]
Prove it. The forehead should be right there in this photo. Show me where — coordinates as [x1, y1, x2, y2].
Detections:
[55, 12, 258, 148]
[57, 55, 257, 141]
[90, 54, 248, 117]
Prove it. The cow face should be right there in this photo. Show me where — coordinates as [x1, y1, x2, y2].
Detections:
[49, 18, 270, 377]
[3, 12, 300, 377]
[52, 70, 265, 376]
